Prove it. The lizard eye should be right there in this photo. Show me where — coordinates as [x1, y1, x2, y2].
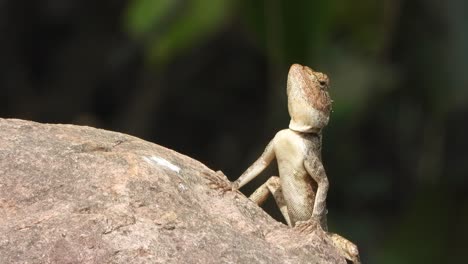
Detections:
[318, 80, 327, 89]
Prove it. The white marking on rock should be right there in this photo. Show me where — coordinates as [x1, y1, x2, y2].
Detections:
[144, 156, 180, 173]
[178, 183, 188, 192]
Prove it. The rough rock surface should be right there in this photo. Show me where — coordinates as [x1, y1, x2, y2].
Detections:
[0, 118, 345, 264]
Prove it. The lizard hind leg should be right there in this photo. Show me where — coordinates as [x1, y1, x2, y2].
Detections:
[328, 233, 361, 264]
[248, 176, 292, 227]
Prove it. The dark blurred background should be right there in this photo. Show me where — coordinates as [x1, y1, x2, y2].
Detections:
[1, 0, 467, 263]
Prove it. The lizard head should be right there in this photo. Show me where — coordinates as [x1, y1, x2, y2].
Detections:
[287, 64, 332, 133]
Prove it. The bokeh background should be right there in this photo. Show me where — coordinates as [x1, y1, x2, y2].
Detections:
[2, 0, 467, 263]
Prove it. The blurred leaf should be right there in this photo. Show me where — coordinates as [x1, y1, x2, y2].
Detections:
[125, 0, 234, 64]
[125, 0, 176, 37]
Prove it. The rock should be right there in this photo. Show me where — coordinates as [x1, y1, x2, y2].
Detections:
[0, 118, 345, 264]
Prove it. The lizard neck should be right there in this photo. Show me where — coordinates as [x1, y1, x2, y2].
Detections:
[288, 125, 322, 136]
[288, 105, 330, 134]
[288, 122, 322, 134]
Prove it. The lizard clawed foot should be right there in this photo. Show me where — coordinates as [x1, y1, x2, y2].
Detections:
[293, 217, 324, 234]
[207, 170, 239, 194]
[329, 233, 361, 264]
[295, 216, 360, 264]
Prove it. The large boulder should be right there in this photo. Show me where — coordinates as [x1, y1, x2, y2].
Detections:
[0, 118, 345, 263]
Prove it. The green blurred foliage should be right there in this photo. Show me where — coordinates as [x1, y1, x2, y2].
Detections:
[124, 0, 392, 120]
[241, 0, 387, 60]
[125, 0, 387, 64]
[125, 0, 174, 35]
[125, 0, 234, 64]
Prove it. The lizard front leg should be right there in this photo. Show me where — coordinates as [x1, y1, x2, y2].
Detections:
[234, 139, 276, 188]
[303, 153, 329, 229]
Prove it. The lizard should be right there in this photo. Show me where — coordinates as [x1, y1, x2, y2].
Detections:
[232, 64, 360, 263]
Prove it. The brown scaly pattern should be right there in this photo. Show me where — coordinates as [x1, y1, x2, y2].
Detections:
[289, 64, 332, 113]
